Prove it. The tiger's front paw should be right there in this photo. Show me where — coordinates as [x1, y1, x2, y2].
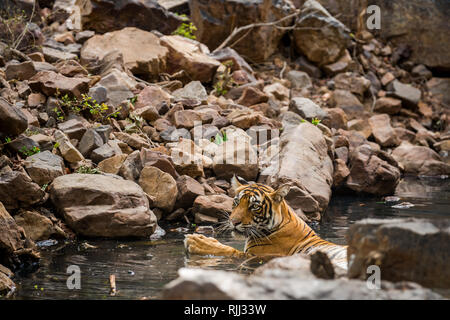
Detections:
[184, 234, 233, 256]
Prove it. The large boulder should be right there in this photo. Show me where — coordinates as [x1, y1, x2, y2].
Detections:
[293, 0, 350, 66]
[347, 218, 450, 289]
[259, 117, 333, 220]
[49, 174, 157, 238]
[80, 0, 182, 35]
[392, 142, 450, 176]
[81, 27, 168, 78]
[162, 267, 442, 299]
[190, 0, 296, 62]
[160, 35, 221, 83]
[0, 171, 46, 210]
[346, 144, 400, 195]
[0, 98, 28, 136]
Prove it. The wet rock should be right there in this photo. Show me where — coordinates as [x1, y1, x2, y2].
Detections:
[0, 202, 39, 271]
[97, 154, 128, 175]
[14, 210, 65, 241]
[368, 114, 400, 147]
[29, 71, 90, 98]
[293, 0, 350, 66]
[81, 27, 168, 78]
[346, 144, 400, 195]
[0, 171, 46, 210]
[190, 0, 296, 62]
[392, 142, 450, 176]
[138, 166, 178, 212]
[81, 0, 182, 35]
[289, 97, 328, 120]
[162, 267, 442, 300]
[160, 35, 221, 83]
[0, 98, 28, 136]
[259, 119, 333, 220]
[24, 151, 65, 186]
[0, 265, 15, 297]
[54, 130, 85, 163]
[386, 80, 421, 109]
[49, 174, 157, 238]
[176, 175, 205, 209]
[193, 194, 233, 220]
[5, 61, 37, 81]
[348, 218, 450, 289]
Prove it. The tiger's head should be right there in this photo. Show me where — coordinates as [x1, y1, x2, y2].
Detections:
[226, 175, 291, 235]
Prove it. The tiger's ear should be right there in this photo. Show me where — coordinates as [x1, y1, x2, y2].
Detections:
[231, 175, 248, 192]
[271, 184, 291, 203]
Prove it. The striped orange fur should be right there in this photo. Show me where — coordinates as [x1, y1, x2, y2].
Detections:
[185, 176, 347, 270]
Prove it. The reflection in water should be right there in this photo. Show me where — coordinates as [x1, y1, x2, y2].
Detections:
[11, 177, 449, 300]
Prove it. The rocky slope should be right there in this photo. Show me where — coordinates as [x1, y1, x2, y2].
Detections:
[0, 0, 449, 298]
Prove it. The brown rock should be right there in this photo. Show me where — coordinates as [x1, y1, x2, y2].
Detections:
[190, 0, 296, 63]
[348, 218, 450, 289]
[97, 154, 128, 175]
[176, 175, 205, 209]
[0, 171, 46, 210]
[173, 110, 202, 129]
[0, 99, 28, 136]
[322, 108, 348, 130]
[160, 35, 221, 83]
[14, 210, 65, 241]
[333, 158, 350, 187]
[81, 0, 182, 35]
[346, 145, 400, 195]
[5, 61, 37, 81]
[374, 97, 402, 115]
[392, 142, 450, 176]
[29, 71, 90, 98]
[138, 166, 178, 212]
[49, 174, 157, 238]
[81, 27, 168, 78]
[368, 114, 400, 147]
[236, 87, 269, 107]
[193, 194, 233, 219]
[134, 85, 172, 110]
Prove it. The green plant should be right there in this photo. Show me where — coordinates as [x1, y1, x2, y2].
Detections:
[172, 14, 197, 40]
[41, 183, 48, 191]
[311, 117, 321, 126]
[55, 90, 120, 123]
[75, 165, 99, 174]
[213, 131, 228, 145]
[4, 137, 12, 144]
[20, 145, 40, 157]
[53, 142, 60, 150]
[25, 128, 39, 136]
[0, 3, 37, 52]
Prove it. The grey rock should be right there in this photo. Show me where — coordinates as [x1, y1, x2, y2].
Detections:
[289, 97, 328, 120]
[24, 151, 65, 186]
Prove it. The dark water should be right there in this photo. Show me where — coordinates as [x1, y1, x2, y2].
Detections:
[9, 177, 450, 300]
